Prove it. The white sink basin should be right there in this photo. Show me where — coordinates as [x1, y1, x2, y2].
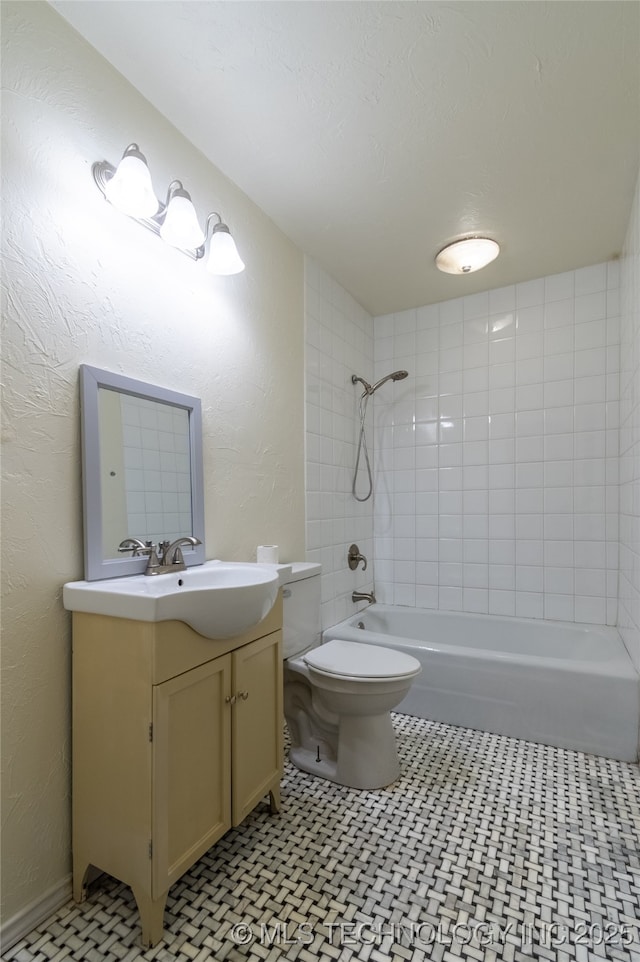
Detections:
[63, 560, 281, 639]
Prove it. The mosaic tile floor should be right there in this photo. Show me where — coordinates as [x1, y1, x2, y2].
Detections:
[4, 715, 640, 962]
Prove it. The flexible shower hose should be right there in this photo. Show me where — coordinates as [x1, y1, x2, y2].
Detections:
[352, 391, 374, 502]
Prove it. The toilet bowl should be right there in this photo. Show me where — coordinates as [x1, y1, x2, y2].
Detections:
[282, 564, 421, 790]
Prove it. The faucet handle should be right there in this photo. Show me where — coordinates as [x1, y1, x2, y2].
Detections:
[157, 540, 170, 561]
[145, 542, 161, 567]
[347, 543, 368, 571]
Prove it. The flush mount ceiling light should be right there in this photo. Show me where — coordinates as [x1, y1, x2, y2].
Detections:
[435, 236, 500, 275]
[93, 144, 245, 275]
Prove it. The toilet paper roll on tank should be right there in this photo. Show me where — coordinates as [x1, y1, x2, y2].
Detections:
[256, 545, 279, 564]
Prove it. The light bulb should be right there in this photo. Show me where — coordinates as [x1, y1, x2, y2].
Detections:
[160, 189, 205, 249]
[206, 225, 245, 275]
[435, 237, 499, 275]
[104, 146, 158, 219]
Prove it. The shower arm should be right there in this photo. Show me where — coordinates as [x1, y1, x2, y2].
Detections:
[351, 374, 372, 397]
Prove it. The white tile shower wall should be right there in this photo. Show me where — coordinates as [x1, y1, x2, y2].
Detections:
[619, 172, 640, 668]
[374, 262, 620, 624]
[305, 258, 375, 628]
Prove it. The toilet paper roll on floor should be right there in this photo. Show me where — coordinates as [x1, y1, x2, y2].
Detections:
[257, 545, 279, 564]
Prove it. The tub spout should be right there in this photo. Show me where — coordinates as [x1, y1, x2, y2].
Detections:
[352, 590, 376, 605]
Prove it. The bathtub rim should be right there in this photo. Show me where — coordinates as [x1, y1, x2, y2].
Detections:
[323, 603, 636, 680]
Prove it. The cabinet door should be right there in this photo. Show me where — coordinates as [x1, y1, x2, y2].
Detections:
[231, 630, 283, 825]
[152, 655, 232, 896]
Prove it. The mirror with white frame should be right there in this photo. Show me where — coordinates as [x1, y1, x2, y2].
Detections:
[80, 364, 205, 580]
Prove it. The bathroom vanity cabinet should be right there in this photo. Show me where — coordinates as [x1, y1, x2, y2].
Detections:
[71, 597, 283, 947]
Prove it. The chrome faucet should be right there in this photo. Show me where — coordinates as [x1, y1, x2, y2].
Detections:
[118, 536, 201, 575]
[162, 537, 202, 567]
[352, 590, 376, 605]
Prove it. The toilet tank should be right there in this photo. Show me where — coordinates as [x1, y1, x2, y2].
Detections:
[281, 562, 322, 659]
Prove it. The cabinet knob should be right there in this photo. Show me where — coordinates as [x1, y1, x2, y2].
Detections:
[237, 690, 249, 701]
[225, 694, 236, 705]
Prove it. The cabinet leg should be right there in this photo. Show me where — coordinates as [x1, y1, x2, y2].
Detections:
[269, 786, 281, 814]
[72, 860, 90, 903]
[132, 886, 168, 948]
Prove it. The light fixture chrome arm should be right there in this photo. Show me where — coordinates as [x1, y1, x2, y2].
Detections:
[205, 211, 224, 233]
[194, 212, 225, 260]
[164, 180, 184, 205]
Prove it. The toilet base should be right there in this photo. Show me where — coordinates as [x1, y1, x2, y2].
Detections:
[289, 711, 400, 790]
[336, 712, 400, 788]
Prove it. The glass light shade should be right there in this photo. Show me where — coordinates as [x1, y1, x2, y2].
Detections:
[206, 227, 245, 275]
[104, 153, 158, 219]
[435, 237, 500, 275]
[160, 193, 205, 249]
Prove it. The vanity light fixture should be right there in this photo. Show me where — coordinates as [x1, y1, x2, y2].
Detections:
[435, 236, 500, 275]
[102, 144, 158, 219]
[93, 143, 245, 274]
[159, 182, 206, 250]
[205, 213, 245, 275]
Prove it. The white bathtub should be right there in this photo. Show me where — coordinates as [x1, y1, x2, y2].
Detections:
[323, 605, 640, 762]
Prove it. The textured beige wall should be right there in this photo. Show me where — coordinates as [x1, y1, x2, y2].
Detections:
[1, 1, 305, 926]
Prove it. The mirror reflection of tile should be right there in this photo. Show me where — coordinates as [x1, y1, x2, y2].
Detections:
[120, 394, 192, 544]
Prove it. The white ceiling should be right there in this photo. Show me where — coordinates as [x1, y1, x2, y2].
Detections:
[52, 1, 640, 316]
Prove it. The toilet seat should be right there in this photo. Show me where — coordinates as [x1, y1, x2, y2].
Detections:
[304, 638, 421, 681]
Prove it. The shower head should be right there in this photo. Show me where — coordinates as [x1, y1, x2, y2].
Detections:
[351, 370, 408, 396]
[370, 370, 409, 393]
[350, 369, 410, 502]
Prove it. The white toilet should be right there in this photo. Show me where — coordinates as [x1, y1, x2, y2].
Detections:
[282, 563, 421, 790]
